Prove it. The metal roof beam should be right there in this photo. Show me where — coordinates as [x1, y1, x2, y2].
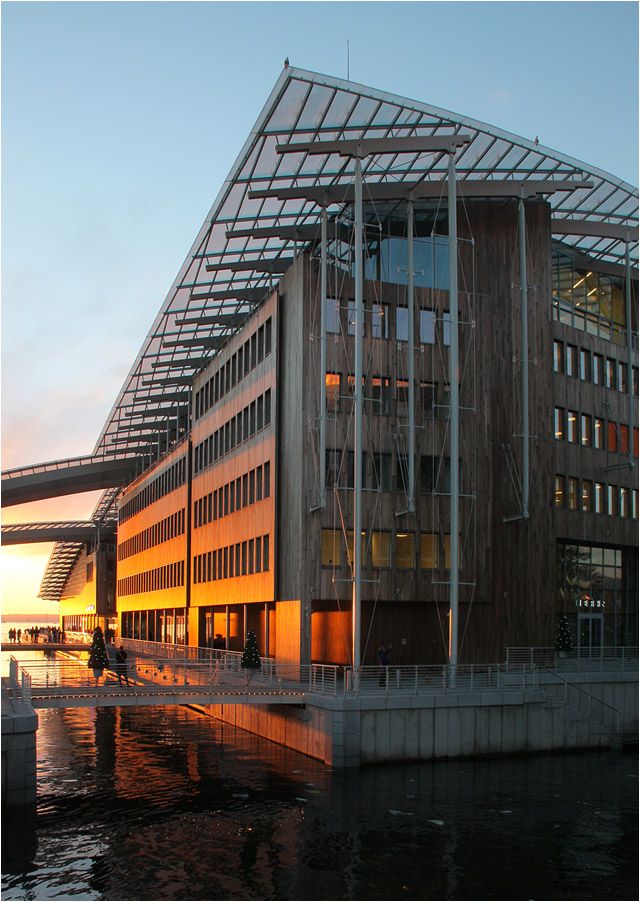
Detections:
[551, 219, 639, 241]
[150, 358, 209, 369]
[162, 336, 226, 349]
[275, 135, 471, 156]
[174, 312, 247, 327]
[205, 258, 294, 273]
[141, 376, 193, 386]
[249, 179, 594, 205]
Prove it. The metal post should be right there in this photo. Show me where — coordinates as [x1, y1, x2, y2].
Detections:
[448, 150, 460, 677]
[625, 240, 635, 460]
[352, 156, 364, 669]
[518, 197, 530, 518]
[264, 602, 269, 658]
[225, 604, 230, 658]
[320, 205, 328, 507]
[407, 198, 415, 512]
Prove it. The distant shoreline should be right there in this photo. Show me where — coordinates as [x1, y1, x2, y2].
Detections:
[2, 613, 58, 623]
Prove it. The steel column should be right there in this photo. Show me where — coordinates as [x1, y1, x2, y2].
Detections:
[518, 197, 530, 518]
[448, 151, 459, 675]
[320, 206, 328, 507]
[625, 240, 635, 460]
[407, 198, 415, 512]
[352, 156, 364, 668]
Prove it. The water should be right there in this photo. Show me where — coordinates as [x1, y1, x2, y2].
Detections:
[2, 656, 638, 901]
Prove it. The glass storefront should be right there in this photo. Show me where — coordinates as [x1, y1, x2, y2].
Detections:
[556, 542, 638, 649]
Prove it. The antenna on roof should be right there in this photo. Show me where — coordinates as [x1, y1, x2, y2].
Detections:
[347, 40, 350, 81]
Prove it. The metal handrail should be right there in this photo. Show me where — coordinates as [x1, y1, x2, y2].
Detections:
[539, 666, 622, 733]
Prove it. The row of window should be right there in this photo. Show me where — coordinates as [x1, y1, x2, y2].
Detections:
[326, 296, 453, 346]
[552, 253, 628, 345]
[555, 475, 638, 517]
[326, 372, 449, 419]
[553, 339, 637, 394]
[119, 457, 187, 525]
[194, 388, 272, 475]
[194, 317, 273, 421]
[326, 450, 453, 495]
[121, 609, 186, 644]
[117, 560, 186, 597]
[554, 408, 638, 455]
[321, 529, 457, 570]
[194, 462, 271, 528]
[118, 509, 186, 562]
[193, 535, 270, 583]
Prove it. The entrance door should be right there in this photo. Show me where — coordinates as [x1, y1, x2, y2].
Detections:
[578, 613, 603, 656]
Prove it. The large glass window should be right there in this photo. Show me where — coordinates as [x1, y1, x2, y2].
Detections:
[420, 309, 435, 344]
[567, 477, 579, 510]
[567, 411, 578, 443]
[553, 340, 563, 373]
[370, 376, 390, 415]
[555, 475, 565, 508]
[321, 529, 340, 566]
[325, 297, 340, 334]
[326, 372, 340, 410]
[552, 253, 627, 344]
[420, 533, 438, 569]
[371, 531, 390, 568]
[396, 533, 414, 569]
[582, 480, 593, 512]
[581, 414, 592, 446]
[555, 407, 565, 440]
[579, 349, 590, 381]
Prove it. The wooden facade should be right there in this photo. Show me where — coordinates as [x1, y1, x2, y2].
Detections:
[109, 197, 638, 665]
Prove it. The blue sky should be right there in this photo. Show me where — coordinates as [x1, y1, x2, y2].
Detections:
[1, 0, 638, 612]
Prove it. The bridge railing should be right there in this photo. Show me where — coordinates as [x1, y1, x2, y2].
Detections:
[12, 654, 339, 699]
[343, 663, 539, 696]
[506, 646, 638, 672]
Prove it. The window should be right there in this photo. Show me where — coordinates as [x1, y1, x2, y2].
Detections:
[606, 484, 616, 515]
[594, 417, 604, 449]
[567, 411, 578, 443]
[370, 453, 391, 492]
[396, 533, 414, 569]
[567, 477, 579, 510]
[633, 366, 639, 396]
[370, 376, 390, 415]
[420, 309, 435, 344]
[593, 353, 604, 385]
[396, 379, 409, 417]
[420, 382, 436, 418]
[555, 475, 564, 507]
[579, 349, 590, 381]
[396, 305, 408, 342]
[555, 407, 565, 440]
[620, 424, 629, 454]
[444, 534, 459, 569]
[326, 372, 340, 410]
[553, 340, 563, 373]
[420, 533, 438, 569]
[608, 422, 618, 452]
[581, 414, 592, 446]
[619, 486, 630, 517]
[371, 303, 388, 339]
[257, 325, 264, 362]
[566, 344, 577, 377]
[581, 480, 593, 512]
[443, 312, 451, 347]
[371, 531, 390, 568]
[618, 361, 628, 393]
[606, 358, 616, 389]
[595, 482, 605, 513]
[347, 299, 364, 336]
[321, 529, 340, 566]
[346, 531, 366, 569]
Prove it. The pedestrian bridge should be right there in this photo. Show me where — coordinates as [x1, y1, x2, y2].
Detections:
[7, 654, 333, 710]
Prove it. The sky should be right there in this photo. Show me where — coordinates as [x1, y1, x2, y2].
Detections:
[2, 0, 638, 615]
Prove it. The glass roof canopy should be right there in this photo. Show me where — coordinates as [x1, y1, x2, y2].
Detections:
[38, 66, 638, 601]
[92, 65, 638, 463]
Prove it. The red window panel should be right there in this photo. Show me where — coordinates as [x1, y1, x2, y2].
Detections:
[608, 421, 618, 452]
[620, 425, 629, 454]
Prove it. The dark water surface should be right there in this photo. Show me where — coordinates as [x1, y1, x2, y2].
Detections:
[2, 703, 637, 901]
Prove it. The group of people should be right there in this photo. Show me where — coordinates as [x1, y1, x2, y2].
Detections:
[6, 626, 66, 644]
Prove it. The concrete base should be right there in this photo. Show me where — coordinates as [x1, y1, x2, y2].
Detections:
[205, 671, 638, 767]
[2, 679, 38, 806]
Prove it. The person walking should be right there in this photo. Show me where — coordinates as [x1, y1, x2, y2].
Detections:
[115, 646, 130, 686]
[241, 630, 261, 685]
[378, 644, 392, 687]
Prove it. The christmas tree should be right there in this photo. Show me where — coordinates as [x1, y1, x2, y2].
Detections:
[241, 630, 261, 672]
[555, 613, 573, 652]
[87, 626, 109, 675]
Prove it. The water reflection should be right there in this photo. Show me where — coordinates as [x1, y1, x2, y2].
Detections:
[2, 704, 637, 901]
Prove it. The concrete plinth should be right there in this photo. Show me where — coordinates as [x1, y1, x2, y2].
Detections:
[2, 679, 38, 807]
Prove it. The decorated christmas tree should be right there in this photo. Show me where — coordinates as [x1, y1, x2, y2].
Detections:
[87, 626, 109, 676]
[241, 630, 261, 673]
[555, 613, 573, 652]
